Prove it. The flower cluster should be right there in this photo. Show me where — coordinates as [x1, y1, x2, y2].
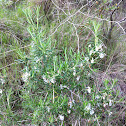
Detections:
[87, 43, 106, 64]
[42, 75, 56, 84]
[0, 78, 5, 84]
[85, 103, 94, 115]
[0, 89, 2, 94]
[22, 72, 30, 82]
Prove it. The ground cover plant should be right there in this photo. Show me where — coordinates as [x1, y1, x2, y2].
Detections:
[0, 0, 126, 125]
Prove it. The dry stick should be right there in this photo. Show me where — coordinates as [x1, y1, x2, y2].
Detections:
[68, 21, 80, 52]
[114, 106, 126, 120]
[79, 11, 126, 34]
[43, 3, 89, 41]
[0, 61, 24, 70]
[51, 0, 68, 16]
[102, 46, 118, 82]
[107, 0, 123, 41]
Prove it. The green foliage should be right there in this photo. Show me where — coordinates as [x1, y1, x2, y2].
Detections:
[0, 0, 125, 125]
[15, 7, 120, 125]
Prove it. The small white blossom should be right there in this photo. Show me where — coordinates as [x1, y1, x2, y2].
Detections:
[0, 78, 5, 84]
[73, 71, 76, 76]
[103, 93, 107, 99]
[95, 95, 100, 99]
[31, 42, 34, 47]
[88, 73, 91, 77]
[91, 58, 94, 64]
[79, 62, 83, 67]
[44, 79, 50, 83]
[95, 46, 99, 51]
[60, 85, 68, 89]
[85, 57, 89, 62]
[73, 67, 75, 70]
[35, 57, 40, 63]
[60, 84, 63, 89]
[90, 109, 94, 115]
[42, 75, 50, 83]
[88, 44, 91, 48]
[99, 53, 105, 58]
[67, 110, 71, 114]
[103, 103, 108, 107]
[76, 76, 80, 81]
[42, 75, 46, 80]
[59, 115, 64, 121]
[85, 103, 91, 111]
[57, 70, 59, 74]
[72, 99, 75, 104]
[0, 89, 2, 94]
[68, 101, 72, 108]
[22, 72, 30, 82]
[36, 58, 40, 63]
[97, 103, 100, 107]
[86, 86, 91, 93]
[89, 50, 94, 55]
[50, 78, 55, 84]
[95, 44, 102, 51]
[46, 107, 50, 112]
[109, 100, 113, 106]
[108, 111, 112, 116]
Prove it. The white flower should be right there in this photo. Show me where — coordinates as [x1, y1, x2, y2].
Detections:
[109, 100, 113, 106]
[108, 111, 112, 116]
[79, 62, 83, 67]
[90, 109, 94, 115]
[0, 78, 5, 84]
[59, 115, 64, 121]
[60, 85, 68, 89]
[72, 99, 75, 104]
[86, 86, 91, 93]
[36, 58, 40, 63]
[73, 67, 75, 70]
[68, 101, 72, 108]
[76, 76, 80, 81]
[89, 50, 94, 55]
[67, 110, 71, 114]
[22, 72, 30, 82]
[103, 93, 107, 99]
[46, 107, 50, 112]
[103, 103, 108, 107]
[57, 70, 59, 74]
[88, 73, 91, 77]
[60, 84, 63, 89]
[88, 44, 91, 48]
[99, 53, 105, 58]
[50, 78, 55, 84]
[91, 58, 94, 64]
[85, 57, 89, 62]
[73, 71, 76, 76]
[31, 42, 34, 48]
[97, 103, 100, 107]
[95, 95, 100, 99]
[95, 44, 102, 51]
[42, 75, 46, 80]
[0, 89, 2, 94]
[95, 46, 99, 51]
[85, 103, 91, 111]
[44, 79, 50, 83]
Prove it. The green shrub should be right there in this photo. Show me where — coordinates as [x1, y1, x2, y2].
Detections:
[18, 6, 120, 125]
